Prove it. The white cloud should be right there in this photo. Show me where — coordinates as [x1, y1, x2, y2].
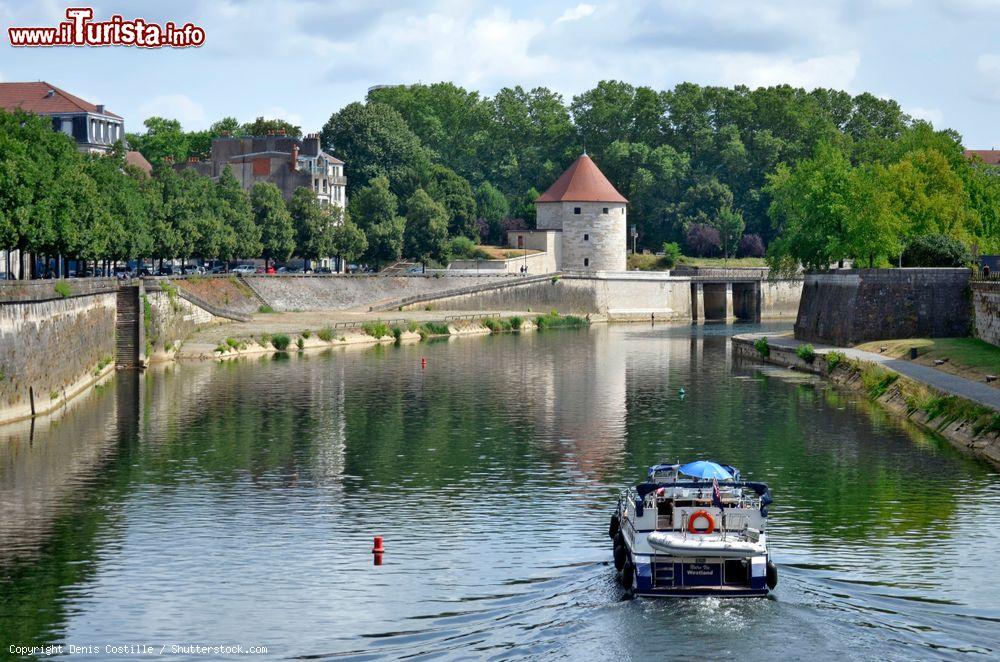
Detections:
[138, 94, 206, 129]
[717, 51, 861, 90]
[908, 106, 944, 126]
[555, 3, 596, 23]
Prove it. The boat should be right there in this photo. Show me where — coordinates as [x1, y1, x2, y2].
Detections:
[609, 460, 777, 597]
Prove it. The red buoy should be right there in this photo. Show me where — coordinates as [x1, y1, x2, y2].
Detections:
[421, 357, 427, 369]
[372, 536, 384, 553]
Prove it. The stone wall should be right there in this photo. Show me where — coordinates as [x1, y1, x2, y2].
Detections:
[0, 285, 117, 424]
[143, 288, 220, 362]
[560, 202, 627, 272]
[245, 274, 520, 312]
[972, 280, 1000, 346]
[795, 269, 972, 346]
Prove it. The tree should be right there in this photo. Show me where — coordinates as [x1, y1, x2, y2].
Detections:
[685, 223, 721, 257]
[713, 205, 745, 258]
[474, 182, 509, 244]
[901, 234, 973, 267]
[251, 182, 295, 265]
[348, 176, 405, 269]
[426, 164, 477, 239]
[403, 188, 449, 269]
[289, 187, 335, 268]
[882, 148, 979, 242]
[216, 165, 260, 260]
[570, 80, 666, 158]
[210, 116, 242, 136]
[330, 216, 368, 268]
[126, 117, 189, 165]
[241, 116, 302, 138]
[320, 102, 430, 197]
[738, 234, 765, 258]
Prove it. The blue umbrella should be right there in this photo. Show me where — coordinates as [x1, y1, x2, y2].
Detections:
[678, 461, 733, 480]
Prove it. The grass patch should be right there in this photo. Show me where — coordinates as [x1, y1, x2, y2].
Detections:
[271, 333, 291, 351]
[860, 364, 899, 398]
[258, 304, 275, 314]
[53, 281, 72, 298]
[482, 317, 516, 333]
[825, 350, 845, 373]
[421, 321, 451, 337]
[856, 337, 1000, 377]
[627, 253, 674, 271]
[296, 337, 304, 350]
[509, 316, 523, 330]
[677, 256, 768, 268]
[796, 343, 816, 363]
[535, 311, 588, 331]
[391, 326, 403, 342]
[754, 337, 770, 358]
[317, 327, 334, 342]
[93, 355, 112, 376]
[363, 321, 391, 338]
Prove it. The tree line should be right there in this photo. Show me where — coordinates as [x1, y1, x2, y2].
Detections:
[0, 110, 369, 278]
[120, 81, 1000, 271]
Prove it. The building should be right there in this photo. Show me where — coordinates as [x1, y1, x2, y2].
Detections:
[180, 133, 346, 208]
[964, 150, 1000, 166]
[507, 153, 627, 273]
[0, 81, 125, 154]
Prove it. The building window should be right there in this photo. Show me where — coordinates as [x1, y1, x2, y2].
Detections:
[584, 234, 589, 241]
[574, 207, 581, 215]
[584, 258, 590, 267]
[603, 207, 608, 214]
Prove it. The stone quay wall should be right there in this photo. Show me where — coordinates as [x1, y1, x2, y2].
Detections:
[143, 285, 221, 362]
[972, 280, 1000, 346]
[795, 269, 972, 346]
[0, 280, 117, 424]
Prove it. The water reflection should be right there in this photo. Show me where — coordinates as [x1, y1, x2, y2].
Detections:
[0, 323, 996, 660]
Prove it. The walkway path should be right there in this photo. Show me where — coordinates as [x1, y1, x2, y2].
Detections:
[755, 334, 1000, 411]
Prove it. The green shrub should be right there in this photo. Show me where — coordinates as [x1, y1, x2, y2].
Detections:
[901, 234, 973, 267]
[421, 321, 451, 336]
[535, 312, 588, 330]
[860, 364, 898, 398]
[754, 337, 770, 357]
[258, 304, 275, 313]
[226, 337, 240, 349]
[391, 326, 403, 342]
[509, 316, 523, 330]
[661, 242, 681, 268]
[296, 337, 304, 349]
[407, 320, 420, 333]
[317, 327, 334, 342]
[260, 333, 271, 347]
[825, 350, 845, 373]
[339, 336, 346, 342]
[301, 330, 311, 339]
[363, 321, 390, 338]
[271, 334, 291, 351]
[54, 281, 72, 298]
[796, 343, 816, 363]
[551, 275, 561, 284]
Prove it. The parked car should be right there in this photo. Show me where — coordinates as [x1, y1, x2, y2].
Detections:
[181, 264, 205, 275]
[265, 265, 275, 274]
[231, 264, 255, 275]
[136, 266, 152, 277]
[209, 265, 226, 274]
[157, 265, 174, 276]
[316, 266, 333, 274]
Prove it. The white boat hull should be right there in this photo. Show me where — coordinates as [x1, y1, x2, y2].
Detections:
[647, 531, 767, 558]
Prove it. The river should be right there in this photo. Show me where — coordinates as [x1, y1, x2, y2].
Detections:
[1, 323, 997, 660]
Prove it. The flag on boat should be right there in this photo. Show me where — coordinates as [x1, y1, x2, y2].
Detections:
[712, 477, 724, 510]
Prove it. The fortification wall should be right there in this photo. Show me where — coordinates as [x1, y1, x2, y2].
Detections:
[972, 280, 1000, 346]
[245, 274, 520, 312]
[795, 269, 972, 345]
[143, 288, 220, 362]
[0, 281, 117, 424]
[761, 279, 804, 319]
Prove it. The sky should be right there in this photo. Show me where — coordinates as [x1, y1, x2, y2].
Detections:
[1, 0, 998, 147]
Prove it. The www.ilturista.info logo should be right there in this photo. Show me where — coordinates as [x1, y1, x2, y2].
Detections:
[8, 7, 205, 48]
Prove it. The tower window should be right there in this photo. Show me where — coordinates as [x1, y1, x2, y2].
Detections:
[574, 207, 581, 214]
[603, 207, 608, 214]
[584, 234, 589, 241]
[584, 258, 590, 267]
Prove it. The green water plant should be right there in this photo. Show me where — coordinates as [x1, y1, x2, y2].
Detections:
[825, 350, 845, 373]
[363, 321, 390, 338]
[317, 327, 334, 342]
[796, 343, 816, 363]
[754, 337, 770, 358]
[271, 334, 291, 351]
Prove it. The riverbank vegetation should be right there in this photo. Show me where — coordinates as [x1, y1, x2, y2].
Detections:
[855, 337, 1000, 384]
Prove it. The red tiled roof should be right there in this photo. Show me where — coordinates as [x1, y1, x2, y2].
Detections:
[964, 149, 1000, 166]
[0, 81, 121, 119]
[125, 151, 152, 175]
[535, 154, 627, 203]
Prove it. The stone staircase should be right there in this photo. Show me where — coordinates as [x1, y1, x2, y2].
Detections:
[115, 286, 141, 369]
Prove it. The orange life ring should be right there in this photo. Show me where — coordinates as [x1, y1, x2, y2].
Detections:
[688, 510, 716, 534]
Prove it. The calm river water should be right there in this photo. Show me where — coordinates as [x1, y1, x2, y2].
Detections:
[1, 324, 998, 660]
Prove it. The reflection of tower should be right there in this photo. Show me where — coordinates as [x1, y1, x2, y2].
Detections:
[307, 357, 347, 489]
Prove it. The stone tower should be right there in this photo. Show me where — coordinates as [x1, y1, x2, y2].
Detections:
[535, 154, 627, 272]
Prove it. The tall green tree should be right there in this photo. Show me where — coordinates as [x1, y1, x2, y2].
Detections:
[348, 176, 406, 268]
[251, 182, 295, 266]
[426, 164, 477, 240]
[330, 215, 368, 268]
[241, 116, 302, 138]
[404, 188, 449, 269]
[215, 165, 260, 260]
[289, 187, 336, 268]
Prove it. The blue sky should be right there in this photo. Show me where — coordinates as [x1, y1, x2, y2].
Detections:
[2, 0, 999, 147]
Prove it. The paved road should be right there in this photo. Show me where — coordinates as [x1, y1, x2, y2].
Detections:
[760, 335, 1000, 411]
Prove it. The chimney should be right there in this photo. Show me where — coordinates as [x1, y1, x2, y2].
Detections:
[290, 143, 298, 172]
[303, 134, 320, 156]
[187, 156, 199, 164]
[96, 104, 105, 114]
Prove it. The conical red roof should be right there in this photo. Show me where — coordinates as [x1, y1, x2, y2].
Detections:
[535, 154, 627, 204]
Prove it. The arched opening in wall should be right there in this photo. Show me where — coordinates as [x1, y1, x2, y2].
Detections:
[703, 283, 728, 321]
